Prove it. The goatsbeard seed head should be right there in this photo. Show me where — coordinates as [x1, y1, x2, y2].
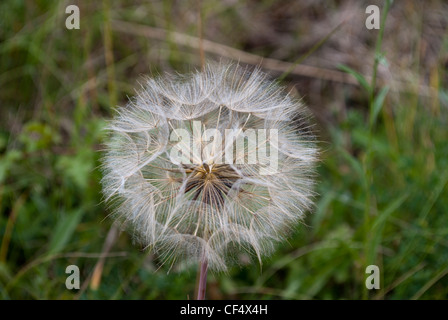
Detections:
[101, 61, 318, 272]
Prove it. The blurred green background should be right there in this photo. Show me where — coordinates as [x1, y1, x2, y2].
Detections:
[1, 0, 448, 299]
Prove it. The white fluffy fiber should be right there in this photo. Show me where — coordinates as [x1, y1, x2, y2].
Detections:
[101, 62, 318, 271]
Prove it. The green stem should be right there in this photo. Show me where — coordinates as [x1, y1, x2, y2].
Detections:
[363, 0, 392, 300]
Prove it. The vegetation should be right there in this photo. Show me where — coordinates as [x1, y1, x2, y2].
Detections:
[1, 0, 447, 299]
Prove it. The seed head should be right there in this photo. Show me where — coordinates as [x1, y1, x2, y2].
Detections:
[101, 62, 318, 271]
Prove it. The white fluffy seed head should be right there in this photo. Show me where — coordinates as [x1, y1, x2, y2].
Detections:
[101, 62, 318, 272]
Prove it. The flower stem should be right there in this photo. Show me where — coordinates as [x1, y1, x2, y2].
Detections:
[196, 259, 208, 300]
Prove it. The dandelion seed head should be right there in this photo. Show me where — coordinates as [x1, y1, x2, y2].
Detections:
[101, 62, 318, 272]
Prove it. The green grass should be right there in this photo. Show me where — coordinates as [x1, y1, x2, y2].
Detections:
[1, 0, 447, 299]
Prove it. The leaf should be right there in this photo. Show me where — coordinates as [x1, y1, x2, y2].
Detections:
[371, 86, 389, 127]
[47, 209, 84, 255]
[338, 147, 366, 186]
[56, 150, 94, 190]
[0, 150, 21, 183]
[312, 191, 335, 234]
[377, 53, 389, 68]
[367, 193, 409, 265]
[411, 265, 448, 300]
[338, 64, 371, 93]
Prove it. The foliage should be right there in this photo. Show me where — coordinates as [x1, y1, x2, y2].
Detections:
[0, 0, 447, 299]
